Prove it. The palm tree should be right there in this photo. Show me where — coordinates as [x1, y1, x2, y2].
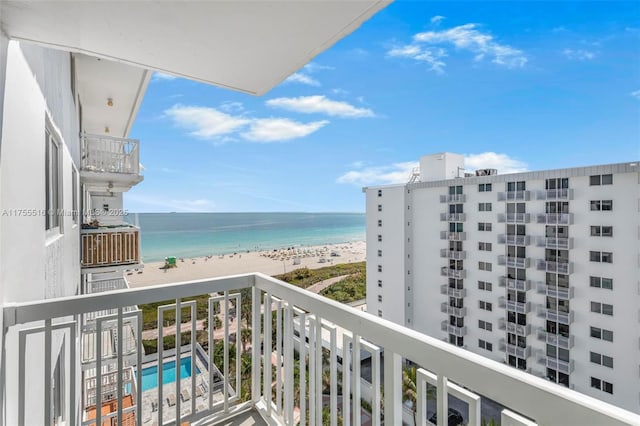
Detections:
[402, 366, 418, 426]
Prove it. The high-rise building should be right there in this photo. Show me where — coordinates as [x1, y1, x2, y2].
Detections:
[365, 152, 640, 413]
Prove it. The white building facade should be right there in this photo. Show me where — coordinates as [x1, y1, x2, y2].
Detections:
[365, 152, 640, 414]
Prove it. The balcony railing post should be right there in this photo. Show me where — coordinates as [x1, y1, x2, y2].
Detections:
[251, 286, 261, 404]
[383, 349, 402, 426]
[263, 293, 272, 417]
[284, 303, 294, 425]
[437, 374, 448, 426]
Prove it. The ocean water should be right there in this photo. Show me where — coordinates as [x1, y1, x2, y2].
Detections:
[125, 212, 365, 262]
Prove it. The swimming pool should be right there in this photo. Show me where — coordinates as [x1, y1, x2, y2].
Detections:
[141, 357, 201, 392]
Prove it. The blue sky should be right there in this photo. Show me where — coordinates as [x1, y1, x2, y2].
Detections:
[127, 1, 640, 213]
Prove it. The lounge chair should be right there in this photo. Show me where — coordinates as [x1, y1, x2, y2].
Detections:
[167, 393, 176, 407]
[151, 399, 158, 412]
[195, 385, 204, 398]
[181, 388, 191, 402]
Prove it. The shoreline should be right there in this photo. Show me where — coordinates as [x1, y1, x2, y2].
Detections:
[127, 240, 366, 287]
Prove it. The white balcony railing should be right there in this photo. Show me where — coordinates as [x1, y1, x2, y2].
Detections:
[536, 189, 573, 200]
[535, 283, 574, 300]
[497, 256, 531, 269]
[440, 302, 467, 317]
[497, 213, 531, 223]
[440, 213, 466, 222]
[536, 237, 573, 250]
[536, 260, 573, 274]
[497, 191, 530, 201]
[81, 133, 140, 175]
[497, 235, 530, 246]
[498, 319, 531, 336]
[536, 213, 573, 225]
[440, 231, 467, 241]
[499, 297, 531, 314]
[439, 249, 467, 260]
[440, 194, 466, 203]
[440, 284, 467, 298]
[440, 321, 467, 337]
[499, 277, 532, 292]
[537, 306, 574, 324]
[537, 329, 575, 350]
[499, 340, 531, 359]
[440, 267, 467, 279]
[537, 356, 575, 375]
[3, 274, 639, 426]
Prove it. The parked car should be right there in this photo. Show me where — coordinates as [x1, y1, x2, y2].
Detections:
[428, 408, 464, 426]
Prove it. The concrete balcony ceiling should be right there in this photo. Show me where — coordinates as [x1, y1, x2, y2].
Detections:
[0, 0, 392, 97]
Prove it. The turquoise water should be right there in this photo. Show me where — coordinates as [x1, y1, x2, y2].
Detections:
[125, 212, 365, 262]
[141, 357, 200, 391]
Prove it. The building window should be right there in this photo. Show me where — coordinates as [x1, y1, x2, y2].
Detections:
[590, 352, 614, 368]
[478, 222, 492, 231]
[479, 183, 492, 192]
[45, 129, 62, 231]
[590, 276, 613, 290]
[478, 320, 492, 331]
[377, 280, 382, 288]
[590, 174, 613, 186]
[479, 261, 492, 271]
[449, 185, 463, 195]
[378, 310, 383, 317]
[590, 200, 613, 211]
[378, 219, 382, 227]
[479, 301, 493, 311]
[378, 204, 382, 212]
[378, 295, 382, 302]
[590, 226, 613, 237]
[507, 181, 526, 192]
[478, 339, 493, 351]
[478, 202, 492, 212]
[378, 189, 382, 197]
[378, 234, 382, 242]
[591, 377, 613, 394]
[590, 326, 613, 342]
[377, 250, 382, 257]
[478, 281, 492, 291]
[377, 265, 382, 272]
[478, 242, 492, 251]
[590, 251, 613, 263]
[590, 302, 613, 316]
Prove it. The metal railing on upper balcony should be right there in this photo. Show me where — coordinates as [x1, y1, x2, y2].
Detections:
[440, 267, 467, 279]
[81, 133, 140, 175]
[535, 283, 574, 300]
[81, 225, 140, 269]
[535, 189, 573, 200]
[537, 356, 575, 375]
[3, 274, 639, 426]
[537, 306, 574, 324]
[497, 235, 530, 246]
[439, 194, 466, 203]
[536, 237, 573, 250]
[536, 260, 573, 274]
[499, 276, 532, 292]
[497, 191, 530, 201]
[440, 321, 467, 337]
[439, 213, 466, 222]
[498, 319, 531, 336]
[439, 249, 466, 260]
[497, 213, 531, 224]
[499, 297, 531, 314]
[536, 213, 573, 225]
[440, 231, 467, 241]
[499, 340, 531, 359]
[497, 255, 531, 269]
[537, 329, 574, 350]
[440, 284, 467, 298]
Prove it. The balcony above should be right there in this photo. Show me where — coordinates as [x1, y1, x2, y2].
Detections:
[535, 283, 574, 300]
[536, 189, 573, 200]
[440, 194, 466, 203]
[499, 297, 531, 314]
[497, 213, 531, 224]
[440, 302, 467, 317]
[440, 249, 467, 260]
[497, 191, 530, 201]
[440, 231, 467, 241]
[537, 329, 575, 350]
[497, 234, 530, 246]
[441, 267, 467, 279]
[440, 284, 467, 298]
[441, 320, 468, 337]
[498, 255, 531, 268]
[498, 319, 531, 336]
[536, 260, 573, 274]
[80, 134, 143, 191]
[81, 225, 141, 272]
[536, 213, 573, 225]
[499, 339, 532, 359]
[499, 277, 532, 292]
[537, 306, 574, 325]
[440, 212, 466, 222]
[3, 273, 638, 426]
[536, 237, 573, 250]
[537, 356, 575, 375]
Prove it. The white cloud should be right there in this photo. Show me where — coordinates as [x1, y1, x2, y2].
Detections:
[152, 72, 177, 82]
[303, 62, 335, 73]
[337, 152, 528, 186]
[331, 88, 349, 96]
[562, 48, 597, 61]
[165, 104, 327, 142]
[431, 15, 445, 24]
[285, 72, 321, 86]
[266, 95, 375, 118]
[389, 22, 527, 72]
[219, 101, 245, 113]
[631, 90, 640, 99]
[348, 48, 369, 58]
[242, 118, 329, 142]
[165, 105, 250, 138]
[126, 194, 215, 212]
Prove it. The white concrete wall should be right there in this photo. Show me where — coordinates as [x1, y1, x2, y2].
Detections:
[0, 40, 81, 425]
[419, 152, 465, 182]
[90, 192, 124, 225]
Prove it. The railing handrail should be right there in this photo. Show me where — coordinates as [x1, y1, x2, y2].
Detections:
[3, 273, 640, 425]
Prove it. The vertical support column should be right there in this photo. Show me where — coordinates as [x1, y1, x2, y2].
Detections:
[315, 317, 323, 426]
[222, 292, 229, 413]
[436, 374, 448, 426]
[175, 299, 182, 422]
[308, 316, 316, 426]
[329, 326, 337, 426]
[284, 304, 294, 424]
[263, 294, 272, 416]
[298, 311, 307, 426]
[116, 308, 123, 425]
[383, 350, 401, 426]
[251, 286, 261, 404]
[276, 300, 282, 414]
[342, 334, 351, 426]
[353, 335, 361, 426]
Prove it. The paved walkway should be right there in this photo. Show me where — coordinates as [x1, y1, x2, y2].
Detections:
[305, 274, 350, 293]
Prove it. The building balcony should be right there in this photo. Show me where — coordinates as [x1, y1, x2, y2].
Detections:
[439, 249, 467, 260]
[81, 225, 141, 272]
[499, 277, 532, 292]
[440, 302, 467, 317]
[441, 320, 468, 337]
[3, 273, 638, 426]
[536, 237, 573, 250]
[535, 283, 575, 299]
[536, 189, 573, 200]
[499, 339, 531, 359]
[440, 284, 467, 298]
[497, 191, 531, 201]
[497, 235, 530, 246]
[537, 306, 574, 325]
[440, 231, 467, 241]
[537, 356, 575, 375]
[80, 133, 143, 191]
[536, 260, 573, 274]
[537, 329, 575, 350]
[497, 255, 531, 268]
[439, 194, 466, 203]
[440, 267, 467, 279]
[440, 212, 466, 222]
[497, 213, 530, 224]
[499, 297, 531, 314]
[83, 276, 129, 294]
[498, 319, 531, 336]
[536, 213, 573, 225]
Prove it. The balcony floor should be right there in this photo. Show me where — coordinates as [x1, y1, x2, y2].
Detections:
[211, 409, 268, 426]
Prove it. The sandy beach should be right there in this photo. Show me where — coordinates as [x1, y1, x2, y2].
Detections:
[126, 241, 366, 287]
